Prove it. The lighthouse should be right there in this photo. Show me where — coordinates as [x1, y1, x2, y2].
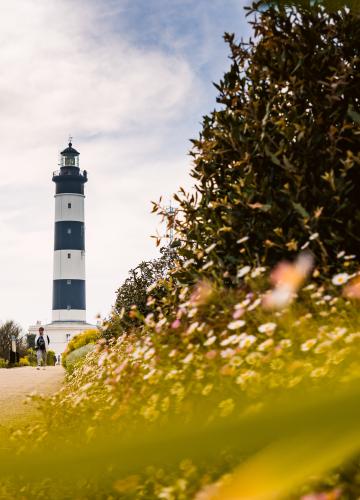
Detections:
[28, 140, 94, 356]
[52, 141, 87, 322]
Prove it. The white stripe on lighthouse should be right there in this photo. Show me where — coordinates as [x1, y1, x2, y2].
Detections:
[52, 309, 86, 322]
[55, 193, 85, 222]
[53, 250, 86, 280]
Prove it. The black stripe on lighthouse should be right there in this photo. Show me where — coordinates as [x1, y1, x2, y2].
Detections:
[54, 221, 85, 250]
[55, 179, 85, 195]
[52, 279, 86, 310]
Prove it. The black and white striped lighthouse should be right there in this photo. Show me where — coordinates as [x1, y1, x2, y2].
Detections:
[52, 141, 88, 323]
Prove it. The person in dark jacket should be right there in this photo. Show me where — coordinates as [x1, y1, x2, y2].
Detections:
[34, 327, 50, 370]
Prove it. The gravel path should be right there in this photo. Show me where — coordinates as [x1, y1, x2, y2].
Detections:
[0, 365, 64, 426]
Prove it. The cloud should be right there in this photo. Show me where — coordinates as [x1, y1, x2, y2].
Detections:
[0, 0, 250, 329]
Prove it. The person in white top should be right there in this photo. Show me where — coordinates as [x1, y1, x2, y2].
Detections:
[34, 327, 50, 370]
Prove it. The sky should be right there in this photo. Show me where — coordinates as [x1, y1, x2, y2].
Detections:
[0, 0, 251, 332]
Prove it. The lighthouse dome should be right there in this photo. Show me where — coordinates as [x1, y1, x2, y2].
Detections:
[61, 142, 80, 157]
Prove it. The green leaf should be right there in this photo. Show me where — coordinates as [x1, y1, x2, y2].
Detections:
[292, 201, 310, 219]
[264, 145, 282, 167]
[347, 105, 360, 124]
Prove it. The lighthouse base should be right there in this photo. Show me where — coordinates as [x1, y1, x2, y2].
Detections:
[28, 320, 96, 358]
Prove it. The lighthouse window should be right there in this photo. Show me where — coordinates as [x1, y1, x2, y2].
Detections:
[67, 228, 72, 235]
[67, 253, 71, 259]
[68, 203, 71, 209]
[67, 305, 71, 311]
[64, 157, 75, 166]
[67, 279, 71, 285]
[66, 334, 71, 342]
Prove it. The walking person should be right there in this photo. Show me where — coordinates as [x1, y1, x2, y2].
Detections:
[34, 327, 50, 370]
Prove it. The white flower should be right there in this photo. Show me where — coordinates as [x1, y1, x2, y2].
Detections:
[186, 322, 199, 334]
[237, 236, 249, 244]
[345, 332, 360, 344]
[344, 254, 356, 260]
[221, 348, 235, 359]
[238, 334, 257, 349]
[331, 273, 350, 286]
[279, 339, 292, 349]
[204, 335, 216, 346]
[337, 251, 345, 259]
[146, 282, 158, 293]
[327, 327, 347, 340]
[236, 298, 251, 308]
[144, 348, 155, 360]
[227, 320, 246, 330]
[258, 339, 274, 351]
[221, 334, 240, 346]
[314, 341, 332, 354]
[300, 241, 310, 250]
[205, 243, 217, 254]
[262, 287, 294, 310]
[251, 267, 266, 278]
[258, 322, 277, 335]
[303, 284, 316, 291]
[309, 232, 319, 240]
[188, 308, 198, 318]
[201, 260, 214, 271]
[143, 369, 156, 380]
[236, 370, 257, 385]
[182, 353, 193, 364]
[300, 339, 317, 351]
[247, 298, 262, 311]
[237, 266, 251, 278]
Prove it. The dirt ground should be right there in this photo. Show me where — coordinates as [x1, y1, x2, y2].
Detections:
[0, 365, 64, 427]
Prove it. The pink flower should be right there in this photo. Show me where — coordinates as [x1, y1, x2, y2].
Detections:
[263, 252, 314, 310]
[343, 275, 360, 299]
[189, 281, 214, 306]
[232, 307, 245, 319]
[171, 319, 181, 329]
[205, 350, 217, 360]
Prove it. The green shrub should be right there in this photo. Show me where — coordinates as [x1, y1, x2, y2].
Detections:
[18, 357, 30, 367]
[62, 329, 99, 368]
[155, 0, 360, 285]
[63, 344, 94, 374]
[108, 247, 176, 335]
[47, 350, 56, 366]
[0, 358, 7, 368]
[26, 348, 37, 366]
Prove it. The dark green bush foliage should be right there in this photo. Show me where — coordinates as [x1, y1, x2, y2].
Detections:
[26, 334, 35, 349]
[156, 1, 360, 284]
[268, 0, 360, 12]
[106, 247, 176, 336]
